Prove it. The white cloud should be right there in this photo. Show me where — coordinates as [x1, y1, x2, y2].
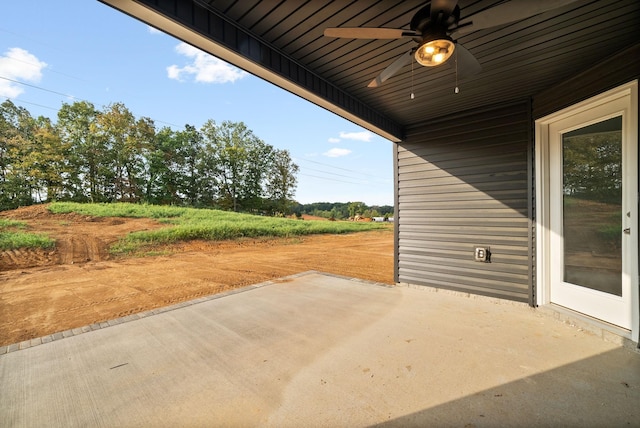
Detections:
[167, 42, 246, 84]
[0, 47, 47, 98]
[328, 137, 340, 143]
[339, 131, 374, 142]
[147, 26, 163, 35]
[324, 148, 352, 158]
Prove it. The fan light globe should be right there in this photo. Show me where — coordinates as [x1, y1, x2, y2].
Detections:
[415, 38, 455, 66]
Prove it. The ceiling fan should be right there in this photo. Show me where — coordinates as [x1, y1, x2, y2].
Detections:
[324, 0, 579, 88]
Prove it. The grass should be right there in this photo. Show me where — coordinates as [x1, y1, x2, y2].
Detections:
[49, 202, 188, 219]
[49, 202, 388, 255]
[598, 224, 622, 246]
[0, 218, 27, 229]
[0, 218, 55, 251]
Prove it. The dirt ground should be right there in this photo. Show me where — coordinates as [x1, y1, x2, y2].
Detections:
[0, 205, 394, 346]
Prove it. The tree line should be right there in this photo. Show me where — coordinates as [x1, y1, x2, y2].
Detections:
[0, 100, 298, 213]
[293, 201, 394, 220]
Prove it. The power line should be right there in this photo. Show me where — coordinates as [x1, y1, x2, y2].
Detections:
[0, 27, 66, 54]
[2, 96, 385, 190]
[300, 165, 362, 180]
[1, 97, 383, 190]
[2, 96, 59, 112]
[293, 156, 381, 179]
[0, 75, 80, 101]
[298, 173, 368, 186]
[0, 99, 374, 188]
[0, 54, 89, 82]
[1, 80, 180, 128]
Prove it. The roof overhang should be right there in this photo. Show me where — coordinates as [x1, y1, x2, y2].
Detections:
[99, 1, 640, 144]
[100, 0, 404, 142]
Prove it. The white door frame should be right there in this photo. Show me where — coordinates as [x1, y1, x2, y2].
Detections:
[535, 80, 639, 343]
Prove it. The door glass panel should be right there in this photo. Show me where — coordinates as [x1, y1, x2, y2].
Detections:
[562, 116, 623, 296]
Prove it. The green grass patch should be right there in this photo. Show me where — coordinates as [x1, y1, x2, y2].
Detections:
[49, 202, 387, 255]
[0, 219, 55, 250]
[0, 218, 27, 229]
[49, 201, 188, 219]
[0, 232, 55, 250]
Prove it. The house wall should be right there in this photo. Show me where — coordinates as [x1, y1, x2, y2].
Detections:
[394, 44, 639, 305]
[395, 100, 533, 302]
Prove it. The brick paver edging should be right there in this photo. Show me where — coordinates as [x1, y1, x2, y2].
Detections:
[0, 271, 393, 355]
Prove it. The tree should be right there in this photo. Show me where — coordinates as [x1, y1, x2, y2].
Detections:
[57, 101, 103, 202]
[141, 124, 201, 206]
[348, 201, 366, 218]
[95, 103, 132, 200]
[563, 130, 622, 204]
[130, 115, 156, 201]
[200, 120, 270, 212]
[175, 124, 203, 206]
[143, 126, 180, 205]
[95, 103, 154, 202]
[0, 101, 300, 213]
[21, 117, 71, 202]
[0, 100, 36, 209]
[330, 207, 342, 220]
[264, 149, 298, 214]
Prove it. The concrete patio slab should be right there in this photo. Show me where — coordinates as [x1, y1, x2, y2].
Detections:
[1, 271, 638, 427]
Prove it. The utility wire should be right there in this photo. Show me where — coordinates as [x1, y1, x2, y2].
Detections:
[0, 27, 66, 53]
[3, 79, 384, 180]
[2, 96, 59, 112]
[293, 156, 381, 179]
[1, 79, 180, 128]
[1, 54, 89, 82]
[300, 165, 363, 180]
[299, 173, 368, 186]
[0, 76, 80, 100]
[2, 95, 379, 191]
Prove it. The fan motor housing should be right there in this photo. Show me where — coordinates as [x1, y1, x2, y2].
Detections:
[410, 3, 460, 33]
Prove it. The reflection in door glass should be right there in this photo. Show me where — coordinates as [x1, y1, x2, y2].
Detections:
[562, 116, 622, 296]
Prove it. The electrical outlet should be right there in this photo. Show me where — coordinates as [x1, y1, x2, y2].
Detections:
[474, 247, 490, 262]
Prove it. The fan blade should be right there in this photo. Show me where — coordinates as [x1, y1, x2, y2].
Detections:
[431, 0, 458, 20]
[455, 0, 581, 35]
[368, 51, 413, 88]
[451, 43, 481, 79]
[324, 27, 417, 39]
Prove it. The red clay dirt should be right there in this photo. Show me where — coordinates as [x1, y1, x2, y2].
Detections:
[0, 205, 393, 346]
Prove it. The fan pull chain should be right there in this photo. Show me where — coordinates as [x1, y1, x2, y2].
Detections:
[454, 46, 460, 94]
[411, 59, 415, 99]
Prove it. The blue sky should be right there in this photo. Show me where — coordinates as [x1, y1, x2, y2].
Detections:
[0, 1, 394, 206]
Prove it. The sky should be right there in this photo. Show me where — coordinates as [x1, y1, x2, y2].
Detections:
[0, 1, 394, 206]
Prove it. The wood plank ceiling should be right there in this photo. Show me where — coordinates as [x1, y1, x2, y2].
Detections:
[109, 0, 640, 140]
